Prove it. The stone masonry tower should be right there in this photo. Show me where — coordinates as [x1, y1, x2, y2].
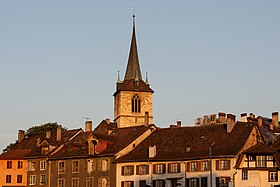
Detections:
[113, 15, 154, 128]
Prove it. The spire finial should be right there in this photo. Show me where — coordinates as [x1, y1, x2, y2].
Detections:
[131, 7, 135, 26]
[145, 72, 149, 84]
[117, 70, 121, 83]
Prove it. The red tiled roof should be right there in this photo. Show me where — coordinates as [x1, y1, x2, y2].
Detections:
[50, 125, 155, 159]
[116, 122, 255, 163]
[244, 142, 276, 154]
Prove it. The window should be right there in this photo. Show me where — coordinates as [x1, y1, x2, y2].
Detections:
[191, 162, 198, 172]
[190, 178, 199, 187]
[242, 170, 248, 180]
[153, 164, 166, 174]
[40, 175, 47, 184]
[132, 94, 141, 113]
[102, 177, 108, 187]
[28, 161, 36, 171]
[267, 155, 274, 161]
[30, 175, 36, 185]
[72, 160, 79, 173]
[168, 163, 180, 173]
[17, 175, 23, 183]
[86, 177, 94, 187]
[101, 159, 108, 171]
[216, 177, 230, 187]
[87, 159, 95, 172]
[202, 161, 209, 171]
[58, 161, 65, 174]
[121, 181, 134, 187]
[6, 175, 12, 183]
[40, 160, 46, 170]
[121, 165, 134, 176]
[7, 160, 12, 169]
[72, 178, 79, 187]
[18, 160, 23, 169]
[201, 177, 208, 187]
[153, 180, 165, 187]
[58, 178, 65, 187]
[269, 171, 278, 182]
[137, 164, 149, 175]
[256, 155, 266, 167]
[139, 180, 146, 187]
[220, 160, 230, 170]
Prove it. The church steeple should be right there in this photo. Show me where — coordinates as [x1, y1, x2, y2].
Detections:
[124, 14, 142, 80]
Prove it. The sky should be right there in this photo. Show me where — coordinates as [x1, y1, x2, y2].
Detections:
[1, 1, 280, 151]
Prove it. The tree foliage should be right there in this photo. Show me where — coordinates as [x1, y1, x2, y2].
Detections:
[26, 122, 66, 136]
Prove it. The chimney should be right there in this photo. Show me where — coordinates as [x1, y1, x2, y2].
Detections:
[85, 120, 93, 132]
[257, 116, 262, 126]
[272, 112, 279, 127]
[240, 113, 247, 122]
[46, 130, 51, 139]
[203, 115, 209, 125]
[149, 145, 156, 158]
[145, 112, 149, 127]
[105, 118, 110, 125]
[57, 125, 62, 141]
[18, 130, 25, 143]
[249, 113, 255, 119]
[218, 112, 226, 123]
[227, 114, 236, 133]
[177, 120, 182, 127]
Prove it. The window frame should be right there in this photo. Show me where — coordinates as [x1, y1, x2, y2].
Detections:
[101, 159, 108, 172]
[30, 175, 36, 185]
[40, 160, 46, 170]
[242, 170, 248, 180]
[132, 94, 141, 113]
[269, 171, 278, 182]
[72, 160, 79, 173]
[72, 177, 79, 187]
[58, 178, 65, 187]
[256, 155, 266, 168]
[18, 160, 23, 169]
[17, 175, 23, 183]
[40, 174, 47, 185]
[6, 175, 12, 184]
[58, 161, 66, 174]
[86, 177, 94, 187]
[7, 160, 12, 169]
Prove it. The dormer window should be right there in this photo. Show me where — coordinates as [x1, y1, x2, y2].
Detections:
[132, 94, 141, 113]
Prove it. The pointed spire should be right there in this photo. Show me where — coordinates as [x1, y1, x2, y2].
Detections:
[124, 13, 142, 80]
[145, 72, 149, 84]
[117, 70, 121, 83]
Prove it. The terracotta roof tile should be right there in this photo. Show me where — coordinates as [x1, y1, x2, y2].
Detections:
[116, 122, 255, 163]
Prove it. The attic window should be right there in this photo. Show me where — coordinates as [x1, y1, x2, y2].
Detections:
[132, 94, 141, 113]
[186, 147, 191, 152]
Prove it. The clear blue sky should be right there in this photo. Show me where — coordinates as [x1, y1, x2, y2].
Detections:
[1, 1, 280, 151]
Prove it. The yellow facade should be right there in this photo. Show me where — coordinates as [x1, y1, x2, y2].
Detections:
[0, 159, 27, 187]
[114, 91, 153, 128]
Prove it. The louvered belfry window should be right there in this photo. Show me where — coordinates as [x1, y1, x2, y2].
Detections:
[132, 94, 141, 113]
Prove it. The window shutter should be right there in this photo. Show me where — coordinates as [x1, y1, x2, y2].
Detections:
[216, 160, 220, 170]
[153, 165, 156, 174]
[98, 177, 102, 187]
[177, 163, 181, 172]
[196, 178, 200, 186]
[187, 162, 190, 172]
[216, 177, 220, 187]
[197, 161, 201, 172]
[107, 158, 110, 171]
[147, 165, 149, 174]
[136, 165, 139, 175]
[163, 180, 166, 187]
[98, 159, 101, 171]
[163, 164, 166, 173]
[121, 166, 124, 175]
[107, 177, 110, 187]
[168, 163, 171, 173]
[121, 181, 124, 187]
[132, 166, 134, 175]
[132, 181, 134, 187]
[153, 180, 156, 187]
[186, 178, 189, 187]
[227, 160, 231, 170]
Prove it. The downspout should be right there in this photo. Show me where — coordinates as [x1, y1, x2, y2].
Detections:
[48, 159, 51, 187]
[182, 161, 187, 187]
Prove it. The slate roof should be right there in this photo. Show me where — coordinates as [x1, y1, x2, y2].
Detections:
[116, 122, 255, 163]
[49, 124, 155, 159]
[114, 79, 154, 96]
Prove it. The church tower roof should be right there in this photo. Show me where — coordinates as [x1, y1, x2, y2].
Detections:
[124, 15, 142, 80]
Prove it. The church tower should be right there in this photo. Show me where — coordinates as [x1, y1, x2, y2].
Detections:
[113, 15, 154, 128]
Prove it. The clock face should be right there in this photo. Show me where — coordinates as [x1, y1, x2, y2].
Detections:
[102, 178, 107, 187]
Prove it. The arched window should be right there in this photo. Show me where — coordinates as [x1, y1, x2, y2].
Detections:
[132, 94, 141, 113]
